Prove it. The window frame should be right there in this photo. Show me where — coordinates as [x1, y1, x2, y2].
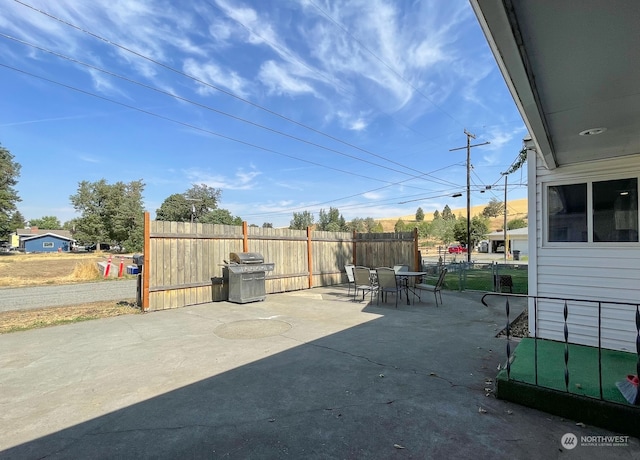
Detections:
[544, 175, 640, 246]
[42, 241, 55, 249]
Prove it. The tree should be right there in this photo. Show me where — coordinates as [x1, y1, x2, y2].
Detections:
[317, 207, 345, 231]
[453, 216, 489, 250]
[433, 210, 441, 220]
[508, 218, 527, 230]
[290, 211, 314, 230]
[365, 218, 383, 233]
[28, 216, 61, 229]
[442, 205, 456, 220]
[8, 211, 25, 232]
[415, 207, 424, 222]
[394, 218, 406, 232]
[0, 144, 21, 238]
[416, 220, 432, 239]
[70, 179, 145, 251]
[156, 193, 191, 222]
[347, 217, 366, 232]
[262, 222, 273, 228]
[156, 184, 223, 223]
[482, 198, 505, 218]
[431, 217, 456, 246]
[199, 209, 242, 225]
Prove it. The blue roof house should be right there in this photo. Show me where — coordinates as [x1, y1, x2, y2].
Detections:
[22, 233, 74, 253]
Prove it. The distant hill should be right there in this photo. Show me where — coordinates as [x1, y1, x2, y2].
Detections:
[377, 198, 528, 232]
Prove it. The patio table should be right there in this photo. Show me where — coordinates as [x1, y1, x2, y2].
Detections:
[396, 271, 428, 304]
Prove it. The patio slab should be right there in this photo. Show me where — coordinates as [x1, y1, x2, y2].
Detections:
[1, 287, 638, 459]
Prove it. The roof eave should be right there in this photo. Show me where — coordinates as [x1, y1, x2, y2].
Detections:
[470, 0, 556, 169]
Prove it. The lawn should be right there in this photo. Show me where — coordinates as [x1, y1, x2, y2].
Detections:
[442, 265, 528, 294]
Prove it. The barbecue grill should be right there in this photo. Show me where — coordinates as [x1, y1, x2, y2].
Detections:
[223, 252, 274, 303]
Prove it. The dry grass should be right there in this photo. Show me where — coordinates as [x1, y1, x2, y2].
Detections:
[0, 252, 140, 333]
[0, 252, 130, 287]
[378, 198, 529, 232]
[0, 301, 141, 334]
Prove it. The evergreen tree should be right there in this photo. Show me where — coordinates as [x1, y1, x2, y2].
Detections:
[290, 211, 314, 230]
[415, 207, 425, 222]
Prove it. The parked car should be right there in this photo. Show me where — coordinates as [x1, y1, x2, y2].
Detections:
[87, 243, 111, 252]
[448, 244, 467, 254]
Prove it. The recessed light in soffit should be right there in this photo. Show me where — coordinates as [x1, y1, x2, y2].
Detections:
[579, 127, 607, 136]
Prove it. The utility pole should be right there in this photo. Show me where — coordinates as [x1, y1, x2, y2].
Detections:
[450, 130, 490, 263]
[503, 174, 508, 263]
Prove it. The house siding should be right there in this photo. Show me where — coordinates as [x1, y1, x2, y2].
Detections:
[531, 153, 640, 351]
[24, 235, 71, 253]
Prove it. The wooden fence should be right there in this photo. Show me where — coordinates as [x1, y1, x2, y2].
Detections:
[141, 212, 419, 311]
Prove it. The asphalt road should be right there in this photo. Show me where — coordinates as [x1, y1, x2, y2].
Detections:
[0, 280, 137, 313]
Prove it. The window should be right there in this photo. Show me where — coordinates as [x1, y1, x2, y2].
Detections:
[547, 177, 639, 243]
[548, 184, 587, 242]
[593, 178, 638, 242]
[43, 242, 54, 248]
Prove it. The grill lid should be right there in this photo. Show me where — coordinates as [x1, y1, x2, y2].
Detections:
[230, 252, 264, 264]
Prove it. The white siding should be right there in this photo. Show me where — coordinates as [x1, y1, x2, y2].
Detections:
[531, 153, 640, 351]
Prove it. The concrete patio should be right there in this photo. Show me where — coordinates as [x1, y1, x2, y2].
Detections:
[1, 287, 637, 459]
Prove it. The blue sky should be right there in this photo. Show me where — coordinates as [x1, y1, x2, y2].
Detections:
[0, 0, 528, 228]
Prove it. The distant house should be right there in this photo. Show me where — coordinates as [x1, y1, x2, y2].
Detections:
[486, 228, 528, 255]
[22, 233, 74, 253]
[13, 227, 74, 250]
[14, 227, 75, 253]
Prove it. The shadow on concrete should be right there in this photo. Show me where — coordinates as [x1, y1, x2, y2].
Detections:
[2, 289, 638, 459]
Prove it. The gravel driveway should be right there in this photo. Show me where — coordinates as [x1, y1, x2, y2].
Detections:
[0, 280, 137, 313]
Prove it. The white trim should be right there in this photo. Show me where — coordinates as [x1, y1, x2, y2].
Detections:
[21, 232, 74, 242]
[541, 175, 640, 248]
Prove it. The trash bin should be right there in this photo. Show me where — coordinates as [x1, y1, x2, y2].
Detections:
[212, 276, 228, 302]
[513, 250, 520, 260]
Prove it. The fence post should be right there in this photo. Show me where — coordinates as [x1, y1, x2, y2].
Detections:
[142, 211, 150, 311]
[413, 227, 420, 271]
[352, 230, 357, 266]
[242, 221, 249, 252]
[307, 227, 313, 289]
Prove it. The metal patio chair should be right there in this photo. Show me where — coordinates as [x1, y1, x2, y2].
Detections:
[353, 266, 378, 302]
[376, 267, 405, 308]
[344, 264, 355, 296]
[413, 268, 448, 307]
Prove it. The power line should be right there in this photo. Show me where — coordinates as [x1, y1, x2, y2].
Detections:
[12, 0, 458, 186]
[0, 63, 427, 188]
[0, 32, 464, 189]
[202, 0, 431, 142]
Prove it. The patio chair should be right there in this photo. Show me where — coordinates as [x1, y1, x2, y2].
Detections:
[376, 267, 405, 308]
[344, 264, 355, 296]
[413, 268, 448, 307]
[353, 266, 378, 302]
[393, 264, 410, 288]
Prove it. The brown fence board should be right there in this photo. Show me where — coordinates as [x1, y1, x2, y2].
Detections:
[144, 215, 416, 311]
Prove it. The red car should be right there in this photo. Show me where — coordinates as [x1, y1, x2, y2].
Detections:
[448, 244, 467, 254]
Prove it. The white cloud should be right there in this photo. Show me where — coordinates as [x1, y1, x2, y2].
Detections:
[183, 58, 249, 97]
[362, 191, 384, 200]
[258, 61, 316, 96]
[184, 166, 261, 190]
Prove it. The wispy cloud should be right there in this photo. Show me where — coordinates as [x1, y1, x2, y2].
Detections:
[184, 166, 261, 190]
[258, 61, 316, 96]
